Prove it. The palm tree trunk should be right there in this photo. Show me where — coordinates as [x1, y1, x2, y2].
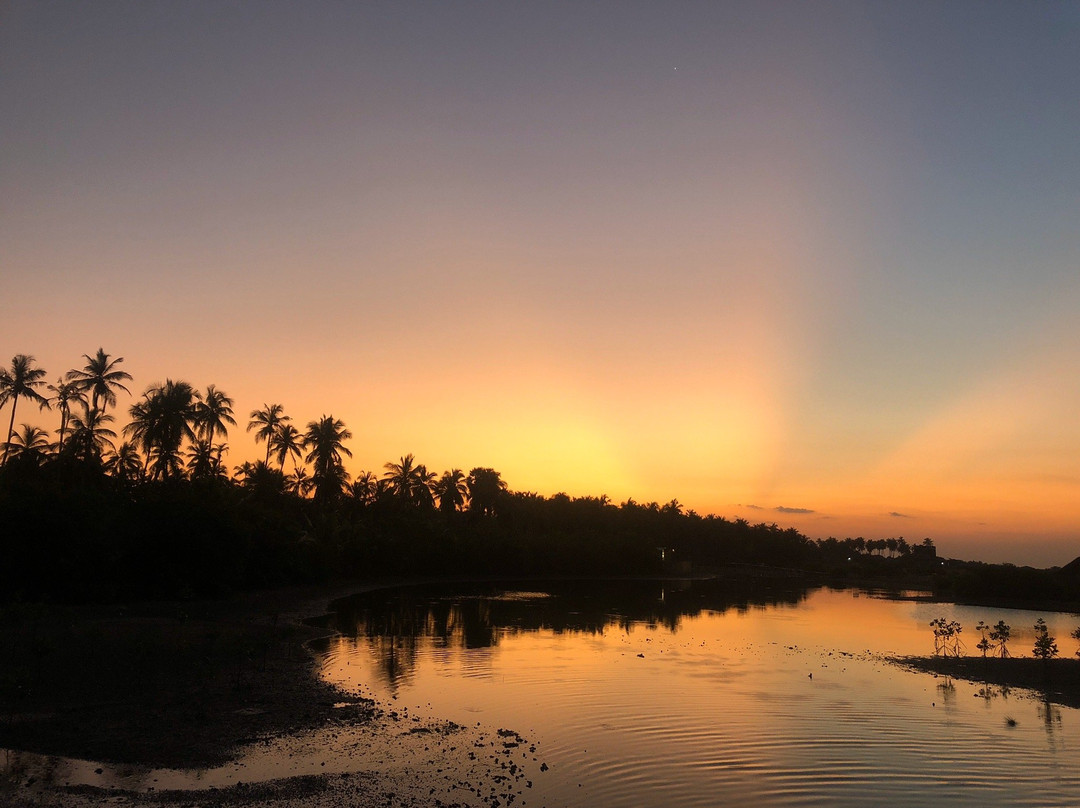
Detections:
[2, 399, 18, 464]
[58, 409, 68, 451]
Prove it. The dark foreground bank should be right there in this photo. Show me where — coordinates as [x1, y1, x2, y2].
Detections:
[0, 584, 376, 769]
[0, 582, 542, 808]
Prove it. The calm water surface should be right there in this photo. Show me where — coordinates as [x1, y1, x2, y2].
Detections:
[318, 580, 1080, 808]
[4, 580, 1078, 806]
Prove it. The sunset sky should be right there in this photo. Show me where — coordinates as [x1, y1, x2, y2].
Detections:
[3, 2, 1079, 566]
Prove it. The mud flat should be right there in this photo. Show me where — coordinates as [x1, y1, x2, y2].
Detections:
[896, 656, 1080, 709]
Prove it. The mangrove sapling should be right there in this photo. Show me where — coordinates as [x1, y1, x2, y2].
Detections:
[930, 617, 964, 657]
[990, 620, 1011, 659]
[975, 621, 992, 659]
[1032, 618, 1058, 661]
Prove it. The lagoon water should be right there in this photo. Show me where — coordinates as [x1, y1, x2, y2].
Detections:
[4, 580, 1079, 806]
[317, 580, 1080, 808]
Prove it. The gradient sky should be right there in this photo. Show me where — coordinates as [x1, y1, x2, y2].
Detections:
[3, 1, 1079, 566]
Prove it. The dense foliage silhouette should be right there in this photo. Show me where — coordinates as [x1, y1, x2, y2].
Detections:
[2, 350, 1075, 604]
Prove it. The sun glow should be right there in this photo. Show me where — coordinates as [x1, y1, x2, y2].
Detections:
[4, 2, 1080, 565]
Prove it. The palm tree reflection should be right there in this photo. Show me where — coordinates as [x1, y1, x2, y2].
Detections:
[324, 580, 809, 689]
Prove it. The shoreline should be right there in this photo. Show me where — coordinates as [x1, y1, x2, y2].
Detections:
[1, 577, 544, 808]
[895, 655, 1080, 709]
[0, 580, 407, 770]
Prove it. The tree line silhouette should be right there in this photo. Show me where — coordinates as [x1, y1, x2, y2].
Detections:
[0, 349, 1063, 604]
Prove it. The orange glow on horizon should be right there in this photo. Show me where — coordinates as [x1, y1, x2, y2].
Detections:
[5, 3, 1080, 568]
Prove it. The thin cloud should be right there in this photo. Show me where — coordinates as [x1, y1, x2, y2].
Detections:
[775, 506, 815, 514]
[889, 512, 913, 519]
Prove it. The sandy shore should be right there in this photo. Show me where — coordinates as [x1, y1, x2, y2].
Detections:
[0, 580, 541, 807]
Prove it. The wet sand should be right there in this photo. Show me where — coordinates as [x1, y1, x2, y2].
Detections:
[5, 720, 541, 808]
[0, 580, 540, 807]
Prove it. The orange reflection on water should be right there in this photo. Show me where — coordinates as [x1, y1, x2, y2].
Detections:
[315, 583, 1080, 808]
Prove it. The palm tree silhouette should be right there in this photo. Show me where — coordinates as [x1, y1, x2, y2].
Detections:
[105, 441, 144, 484]
[433, 469, 469, 513]
[269, 422, 303, 472]
[286, 465, 314, 497]
[1, 424, 51, 463]
[185, 439, 227, 480]
[233, 461, 256, 485]
[383, 453, 429, 506]
[125, 379, 200, 480]
[466, 467, 507, 516]
[248, 403, 290, 465]
[348, 471, 378, 505]
[67, 407, 117, 461]
[46, 378, 87, 453]
[1, 355, 50, 464]
[414, 464, 436, 509]
[193, 384, 236, 450]
[303, 415, 352, 501]
[66, 348, 132, 414]
[239, 460, 286, 495]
